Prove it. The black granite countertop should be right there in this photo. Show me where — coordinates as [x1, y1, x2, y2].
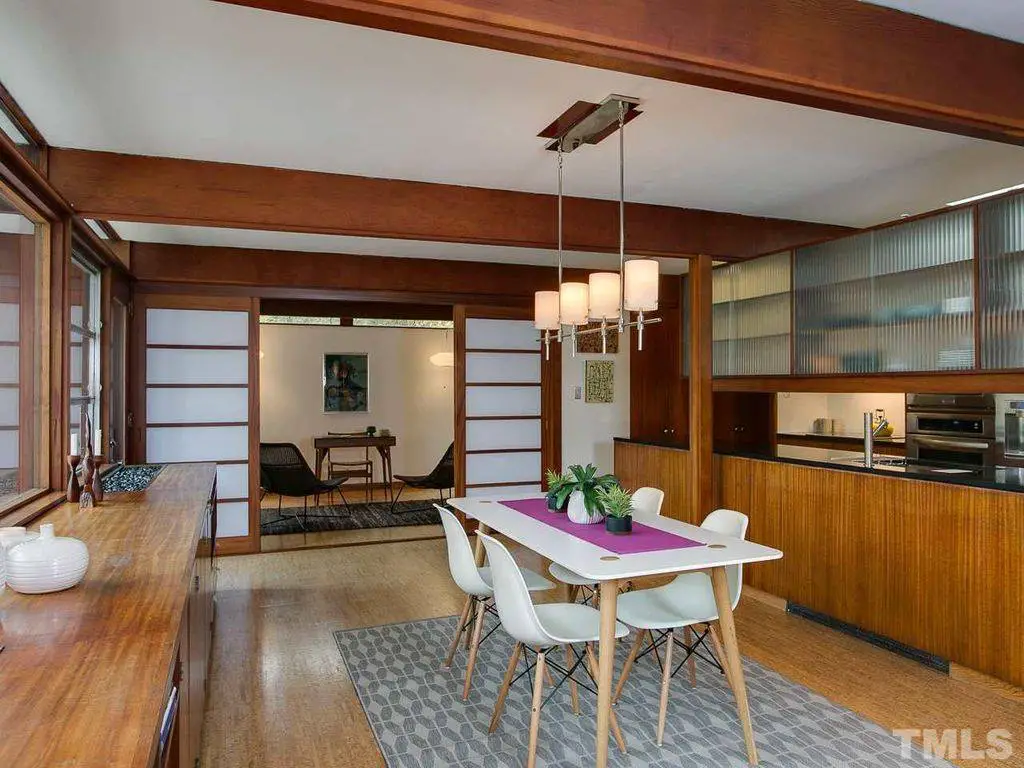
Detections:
[614, 437, 1024, 494]
[777, 431, 906, 444]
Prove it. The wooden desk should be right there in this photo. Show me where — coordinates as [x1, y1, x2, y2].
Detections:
[314, 434, 397, 500]
[0, 463, 217, 768]
[448, 495, 782, 768]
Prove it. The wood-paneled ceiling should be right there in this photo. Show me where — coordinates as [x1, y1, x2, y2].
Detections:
[2, 0, 1023, 236]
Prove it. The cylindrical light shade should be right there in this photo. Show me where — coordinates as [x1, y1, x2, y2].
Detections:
[624, 259, 660, 312]
[588, 272, 621, 320]
[533, 290, 560, 330]
[559, 282, 590, 326]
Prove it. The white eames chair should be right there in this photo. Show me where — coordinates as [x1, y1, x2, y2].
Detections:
[548, 487, 665, 602]
[437, 506, 554, 700]
[479, 532, 631, 768]
[613, 508, 749, 746]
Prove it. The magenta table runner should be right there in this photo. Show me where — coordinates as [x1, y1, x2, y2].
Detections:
[498, 497, 705, 555]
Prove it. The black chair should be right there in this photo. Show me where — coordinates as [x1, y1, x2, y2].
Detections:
[260, 442, 349, 531]
[391, 442, 455, 514]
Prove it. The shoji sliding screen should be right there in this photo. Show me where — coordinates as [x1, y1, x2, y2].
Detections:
[137, 295, 258, 551]
[455, 307, 559, 499]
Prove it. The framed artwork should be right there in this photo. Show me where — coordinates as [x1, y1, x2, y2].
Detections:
[577, 322, 620, 354]
[584, 360, 614, 403]
[323, 353, 369, 413]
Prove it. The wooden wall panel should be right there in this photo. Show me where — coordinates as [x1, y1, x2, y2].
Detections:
[613, 441, 694, 524]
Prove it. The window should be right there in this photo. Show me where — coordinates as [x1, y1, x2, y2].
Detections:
[108, 297, 128, 463]
[0, 90, 44, 169]
[69, 256, 101, 455]
[0, 186, 47, 506]
[352, 318, 454, 329]
[259, 315, 340, 326]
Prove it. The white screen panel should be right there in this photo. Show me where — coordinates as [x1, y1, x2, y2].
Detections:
[147, 387, 249, 424]
[465, 386, 540, 417]
[0, 388, 17, 426]
[216, 463, 249, 499]
[146, 426, 248, 463]
[147, 309, 249, 346]
[0, 346, 18, 384]
[0, 304, 19, 342]
[466, 352, 540, 384]
[147, 349, 248, 385]
[216, 501, 250, 538]
[466, 484, 542, 499]
[0, 429, 16, 468]
[466, 419, 541, 451]
[466, 318, 537, 350]
[466, 451, 540, 485]
[70, 345, 82, 384]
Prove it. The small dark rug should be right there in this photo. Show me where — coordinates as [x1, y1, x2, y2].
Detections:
[260, 500, 442, 536]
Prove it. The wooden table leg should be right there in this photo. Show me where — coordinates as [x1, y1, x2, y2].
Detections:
[472, 523, 489, 568]
[376, 445, 394, 502]
[315, 448, 326, 479]
[595, 579, 621, 768]
[710, 567, 758, 765]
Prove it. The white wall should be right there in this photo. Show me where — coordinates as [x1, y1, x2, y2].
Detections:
[260, 324, 454, 476]
[561, 329, 630, 472]
[778, 392, 908, 437]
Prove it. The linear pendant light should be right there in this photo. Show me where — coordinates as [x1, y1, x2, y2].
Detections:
[533, 95, 661, 358]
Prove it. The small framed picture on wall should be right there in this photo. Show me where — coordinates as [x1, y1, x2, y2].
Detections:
[323, 353, 369, 413]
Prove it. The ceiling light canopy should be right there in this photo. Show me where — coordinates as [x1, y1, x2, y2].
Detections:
[533, 94, 661, 358]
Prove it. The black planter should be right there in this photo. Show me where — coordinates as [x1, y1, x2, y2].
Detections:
[546, 492, 567, 512]
[605, 515, 633, 535]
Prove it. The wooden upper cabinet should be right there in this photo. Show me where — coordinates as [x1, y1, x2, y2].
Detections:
[629, 306, 687, 443]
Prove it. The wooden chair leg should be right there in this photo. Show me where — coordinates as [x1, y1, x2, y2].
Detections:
[526, 650, 547, 768]
[489, 642, 522, 734]
[586, 643, 626, 754]
[566, 644, 580, 715]
[657, 629, 675, 746]
[567, 584, 580, 603]
[462, 598, 487, 700]
[443, 595, 472, 668]
[683, 626, 697, 688]
[613, 629, 646, 704]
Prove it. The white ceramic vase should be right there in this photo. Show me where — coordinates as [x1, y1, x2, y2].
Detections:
[566, 490, 605, 525]
[5, 523, 89, 594]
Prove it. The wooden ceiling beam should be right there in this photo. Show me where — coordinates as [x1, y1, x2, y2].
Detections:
[129, 241, 684, 307]
[48, 148, 849, 260]
[215, 0, 1024, 146]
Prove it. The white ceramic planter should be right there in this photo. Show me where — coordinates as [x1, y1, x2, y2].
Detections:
[6, 523, 89, 594]
[566, 490, 605, 525]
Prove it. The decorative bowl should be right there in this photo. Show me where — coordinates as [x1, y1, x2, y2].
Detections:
[5, 523, 89, 594]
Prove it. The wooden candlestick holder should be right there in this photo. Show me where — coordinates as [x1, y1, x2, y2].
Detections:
[79, 452, 96, 509]
[66, 455, 81, 503]
[92, 455, 105, 503]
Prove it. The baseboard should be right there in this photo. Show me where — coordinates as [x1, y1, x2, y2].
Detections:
[215, 535, 257, 556]
[743, 586, 788, 612]
[949, 663, 1024, 703]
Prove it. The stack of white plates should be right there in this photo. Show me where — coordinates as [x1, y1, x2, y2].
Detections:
[5, 523, 89, 594]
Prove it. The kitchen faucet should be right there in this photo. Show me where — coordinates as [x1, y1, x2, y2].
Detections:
[863, 411, 890, 469]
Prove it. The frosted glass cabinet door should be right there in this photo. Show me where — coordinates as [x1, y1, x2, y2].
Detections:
[979, 192, 1024, 369]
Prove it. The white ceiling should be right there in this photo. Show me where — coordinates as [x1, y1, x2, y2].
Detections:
[111, 222, 692, 274]
[864, 0, 1024, 43]
[0, 0, 1022, 235]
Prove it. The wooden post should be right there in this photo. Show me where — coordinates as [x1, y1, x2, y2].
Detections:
[688, 255, 714, 520]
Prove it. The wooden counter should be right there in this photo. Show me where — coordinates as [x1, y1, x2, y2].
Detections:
[615, 440, 1024, 687]
[0, 463, 217, 768]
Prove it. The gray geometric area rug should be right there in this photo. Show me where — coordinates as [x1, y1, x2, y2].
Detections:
[334, 616, 952, 768]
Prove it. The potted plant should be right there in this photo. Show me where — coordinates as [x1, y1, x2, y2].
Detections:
[562, 463, 618, 525]
[544, 469, 572, 512]
[598, 485, 634, 535]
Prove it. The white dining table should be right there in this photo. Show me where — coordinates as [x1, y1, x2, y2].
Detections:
[447, 495, 783, 768]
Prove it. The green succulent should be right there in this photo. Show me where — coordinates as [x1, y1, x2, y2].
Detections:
[560, 463, 618, 516]
[597, 484, 633, 519]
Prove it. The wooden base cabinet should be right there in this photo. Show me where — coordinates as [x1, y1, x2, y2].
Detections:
[172, 493, 217, 768]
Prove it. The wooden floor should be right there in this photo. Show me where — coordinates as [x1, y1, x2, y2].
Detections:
[259, 486, 443, 553]
[203, 538, 1023, 767]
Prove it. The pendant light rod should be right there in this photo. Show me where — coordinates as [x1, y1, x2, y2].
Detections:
[557, 139, 564, 287]
[617, 99, 626, 334]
